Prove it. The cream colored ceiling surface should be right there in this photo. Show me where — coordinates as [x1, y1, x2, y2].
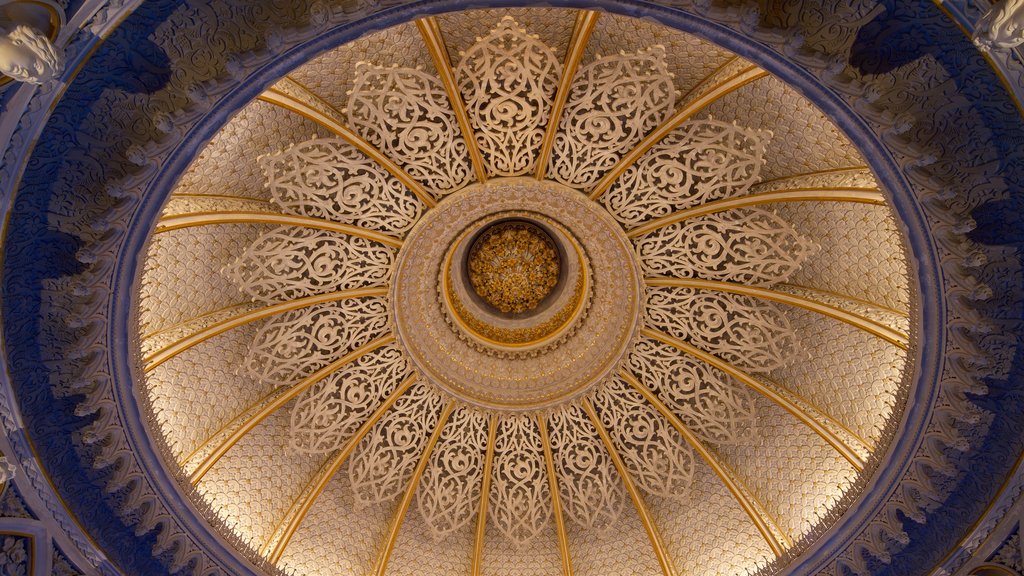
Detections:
[137, 8, 914, 576]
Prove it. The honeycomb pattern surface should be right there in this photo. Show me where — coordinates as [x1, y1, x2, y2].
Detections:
[199, 406, 330, 548]
[649, 458, 774, 576]
[701, 75, 865, 181]
[770, 308, 906, 446]
[175, 101, 326, 200]
[289, 22, 434, 116]
[279, 461, 396, 576]
[146, 321, 270, 460]
[583, 12, 736, 99]
[141, 223, 270, 334]
[714, 394, 858, 538]
[774, 202, 910, 312]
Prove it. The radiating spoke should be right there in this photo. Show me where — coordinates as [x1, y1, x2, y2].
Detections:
[371, 400, 457, 576]
[645, 278, 909, 350]
[618, 370, 791, 556]
[417, 17, 488, 184]
[581, 398, 679, 576]
[188, 335, 395, 484]
[588, 58, 769, 201]
[262, 374, 419, 563]
[535, 10, 600, 181]
[537, 415, 574, 576]
[156, 211, 404, 248]
[640, 328, 869, 470]
[258, 77, 436, 207]
[626, 187, 886, 238]
[143, 287, 388, 372]
[473, 414, 498, 576]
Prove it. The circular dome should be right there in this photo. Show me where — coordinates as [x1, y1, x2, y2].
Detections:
[135, 8, 917, 576]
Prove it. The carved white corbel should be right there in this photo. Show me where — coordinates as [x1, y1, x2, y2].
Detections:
[0, 0, 64, 85]
[973, 0, 1024, 52]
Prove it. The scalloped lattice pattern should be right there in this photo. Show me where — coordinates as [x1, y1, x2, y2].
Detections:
[701, 75, 866, 182]
[288, 22, 433, 116]
[582, 12, 736, 99]
[140, 223, 270, 335]
[773, 201, 910, 312]
[714, 394, 858, 538]
[769, 308, 906, 447]
[198, 406, 329, 548]
[145, 321, 271, 461]
[174, 101, 327, 200]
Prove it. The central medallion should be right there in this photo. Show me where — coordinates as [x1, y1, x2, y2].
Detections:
[467, 221, 560, 314]
[392, 178, 643, 411]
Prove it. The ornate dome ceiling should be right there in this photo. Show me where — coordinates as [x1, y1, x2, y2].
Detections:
[136, 9, 913, 576]
[0, 2, 1022, 576]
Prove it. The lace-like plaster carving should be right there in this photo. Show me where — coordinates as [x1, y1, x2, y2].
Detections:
[548, 46, 677, 191]
[592, 378, 694, 500]
[644, 287, 798, 372]
[224, 227, 395, 303]
[348, 381, 445, 506]
[415, 408, 489, 540]
[348, 63, 473, 194]
[289, 344, 412, 453]
[456, 17, 560, 176]
[261, 138, 424, 236]
[243, 298, 389, 387]
[547, 406, 626, 532]
[602, 119, 769, 228]
[489, 415, 552, 546]
[627, 337, 756, 445]
[635, 208, 816, 286]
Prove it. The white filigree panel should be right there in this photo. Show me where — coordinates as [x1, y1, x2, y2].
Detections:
[635, 208, 816, 286]
[602, 119, 769, 228]
[348, 63, 473, 195]
[627, 337, 756, 445]
[547, 406, 626, 532]
[489, 415, 551, 546]
[644, 287, 798, 372]
[348, 381, 445, 507]
[591, 377, 694, 500]
[244, 298, 389, 387]
[415, 407, 489, 541]
[289, 343, 412, 454]
[261, 138, 424, 236]
[223, 227, 395, 303]
[455, 17, 560, 176]
[548, 46, 677, 191]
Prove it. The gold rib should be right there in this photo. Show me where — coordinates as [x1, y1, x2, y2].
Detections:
[581, 399, 678, 576]
[371, 401, 457, 576]
[189, 334, 395, 484]
[257, 85, 436, 208]
[537, 415, 574, 576]
[180, 385, 288, 469]
[645, 277, 909, 350]
[143, 287, 388, 372]
[640, 328, 868, 471]
[472, 414, 499, 576]
[263, 373, 418, 563]
[626, 188, 886, 238]
[535, 10, 600, 180]
[588, 60, 769, 200]
[156, 211, 403, 248]
[618, 370, 791, 556]
[416, 17, 488, 183]
[753, 166, 871, 187]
